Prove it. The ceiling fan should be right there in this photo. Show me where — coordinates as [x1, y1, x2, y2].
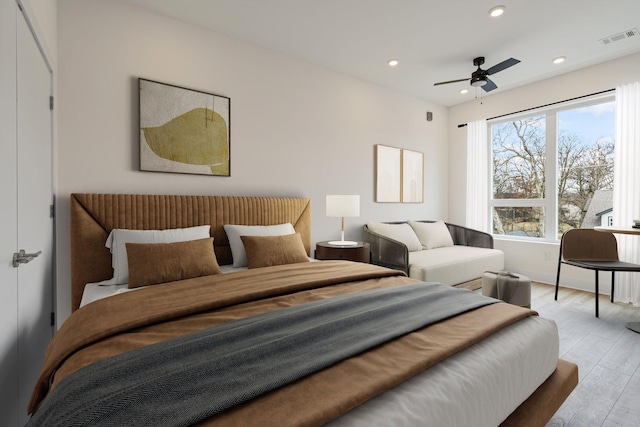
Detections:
[434, 56, 520, 92]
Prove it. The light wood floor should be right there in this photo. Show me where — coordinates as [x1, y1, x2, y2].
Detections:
[528, 282, 640, 426]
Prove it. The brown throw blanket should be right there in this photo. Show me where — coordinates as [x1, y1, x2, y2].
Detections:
[29, 261, 536, 425]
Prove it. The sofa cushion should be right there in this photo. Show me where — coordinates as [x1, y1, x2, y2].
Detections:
[366, 222, 423, 252]
[408, 220, 454, 249]
[408, 246, 504, 285]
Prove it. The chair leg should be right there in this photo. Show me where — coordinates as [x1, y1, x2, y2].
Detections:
[595, 270, 599, 318]
[555, 262, 562, 301]
[611, 272, 615, 303]
[555, 238, 565, 301]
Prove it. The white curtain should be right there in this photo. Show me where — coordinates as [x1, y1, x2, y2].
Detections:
[613, 82, 640, 306]
[465, 120, 489, 232]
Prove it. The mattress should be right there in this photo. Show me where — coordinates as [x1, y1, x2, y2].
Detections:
[329, 315, 559, 427]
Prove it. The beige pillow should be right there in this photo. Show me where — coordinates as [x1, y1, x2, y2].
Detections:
[240, 233, 310, 269]
[366, 222, 423, 251]
[126, 237, 221, 288]
[408, 220, 454, 249]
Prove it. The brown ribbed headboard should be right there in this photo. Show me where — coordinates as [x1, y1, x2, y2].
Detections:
[70, 194, 312, 311]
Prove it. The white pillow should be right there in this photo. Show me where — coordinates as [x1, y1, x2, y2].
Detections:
[408, 220, 454, 249]
[105, 225, 211, 285]
[223, 223, 296, 267]
[366, 222, 422, 252]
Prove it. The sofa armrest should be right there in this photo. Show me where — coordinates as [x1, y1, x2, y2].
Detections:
[444, 223, 494, 249]
[363, 225, 409, 275]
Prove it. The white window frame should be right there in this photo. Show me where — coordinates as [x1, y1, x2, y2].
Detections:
[488, 94, 614, 242]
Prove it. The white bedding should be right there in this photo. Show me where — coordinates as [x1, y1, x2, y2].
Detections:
[329, 315, 559, 427]
[79, 264, 248, 307]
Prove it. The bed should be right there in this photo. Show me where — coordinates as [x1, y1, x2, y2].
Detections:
[26, 194, 578, 426]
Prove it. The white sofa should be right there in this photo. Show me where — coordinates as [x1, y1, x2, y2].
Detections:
[364, 220, 504, 287]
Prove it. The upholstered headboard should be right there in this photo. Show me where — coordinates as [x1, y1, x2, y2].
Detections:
[70, 194, 312, 311]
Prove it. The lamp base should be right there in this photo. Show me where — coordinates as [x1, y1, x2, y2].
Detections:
[327, 240, 358, 246]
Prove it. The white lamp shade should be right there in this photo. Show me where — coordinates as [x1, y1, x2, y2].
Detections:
[326, 195, 360, 217]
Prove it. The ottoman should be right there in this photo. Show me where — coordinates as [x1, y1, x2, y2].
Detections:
[482, 271, 531, 308]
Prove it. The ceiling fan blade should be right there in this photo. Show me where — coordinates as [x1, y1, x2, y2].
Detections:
[485, 58, 520, 75]
[482, 78, 498, 92]
[433, 77, 469, 86]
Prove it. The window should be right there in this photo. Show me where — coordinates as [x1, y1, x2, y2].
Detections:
[489, 97, 615, 240]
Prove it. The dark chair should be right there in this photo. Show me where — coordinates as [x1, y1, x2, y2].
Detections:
[555, 228, 640, 317]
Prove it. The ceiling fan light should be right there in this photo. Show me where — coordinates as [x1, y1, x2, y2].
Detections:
[470, 77, 487, 87]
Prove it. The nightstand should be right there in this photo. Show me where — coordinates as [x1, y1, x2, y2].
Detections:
[315, 241, 370, 263]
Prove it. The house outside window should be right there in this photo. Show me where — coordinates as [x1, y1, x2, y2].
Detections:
[582, 190, 613, 228]
[489, 96, 615, 240]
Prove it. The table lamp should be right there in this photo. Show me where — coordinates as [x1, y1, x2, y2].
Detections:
[326, 195, 360, 246]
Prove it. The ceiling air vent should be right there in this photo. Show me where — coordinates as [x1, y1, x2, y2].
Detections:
[599, 28, 639, 45]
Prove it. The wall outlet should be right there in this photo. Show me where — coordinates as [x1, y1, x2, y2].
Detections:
[543, 251, 553, 261]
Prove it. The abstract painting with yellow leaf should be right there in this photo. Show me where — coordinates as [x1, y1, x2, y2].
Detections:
[139, 79, 230, 176]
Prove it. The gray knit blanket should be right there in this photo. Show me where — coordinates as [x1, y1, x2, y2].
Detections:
[27, 282, 495, 427]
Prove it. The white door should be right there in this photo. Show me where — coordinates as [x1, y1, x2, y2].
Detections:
[0, 5, 55, 425]
[16, 9, 55, 424]
[0, 0, 20, 425]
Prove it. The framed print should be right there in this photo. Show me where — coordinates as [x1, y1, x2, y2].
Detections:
[375, 144, 401, 203]
[139, 78, 230, 176]
[401, 149, 424, 203]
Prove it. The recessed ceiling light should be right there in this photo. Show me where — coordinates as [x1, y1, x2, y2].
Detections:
[460, 89, 469, 94]
[388, 59, 399, 67]
[553, 56, 566, 64]
[489, 5, 505, 17]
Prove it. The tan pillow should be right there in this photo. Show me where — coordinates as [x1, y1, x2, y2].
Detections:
[126, 237, 221, 288]
[240, 233, 310, 269]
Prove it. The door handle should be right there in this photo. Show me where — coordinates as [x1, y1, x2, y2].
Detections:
[13, 249, 42, 268]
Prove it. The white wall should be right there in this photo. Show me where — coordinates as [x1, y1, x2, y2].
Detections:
[448, 52, 640, 293]
[56, 0, 449, 324]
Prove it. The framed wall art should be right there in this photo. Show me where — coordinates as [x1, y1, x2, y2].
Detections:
[401, 149, 424, 203]
[375, 144, 401, 203]
[139, 78, 230, 176]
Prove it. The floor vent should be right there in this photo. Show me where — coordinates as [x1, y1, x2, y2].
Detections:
[599, 28, 639, 45]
